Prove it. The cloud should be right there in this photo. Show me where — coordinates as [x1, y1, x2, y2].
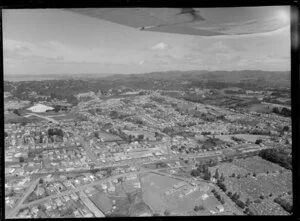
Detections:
[138, 60, 145, 65]
[151, 42, 169, 50]
[3, 38, 106, 63]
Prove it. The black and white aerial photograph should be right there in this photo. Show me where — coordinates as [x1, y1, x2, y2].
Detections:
[3, 6, 293, 218]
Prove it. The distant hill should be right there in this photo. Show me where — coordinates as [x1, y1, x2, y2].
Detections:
[4, 70, 290, 105]
[4, 73, 114, 82]
[5, 70, 290, 85]
[103, 70, 290, 88]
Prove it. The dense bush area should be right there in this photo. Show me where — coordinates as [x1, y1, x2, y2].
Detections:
[259, 148, 292, 170]
[47, 128, 64, 137]
[274, 197, 292, 213]
[272, 107, 291, 117]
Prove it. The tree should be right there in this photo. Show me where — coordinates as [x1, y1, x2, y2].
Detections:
[220, 173, 225, 182]
[191, 169, 201, 177]
[282, 126, 289, 132]
[215, 169, 219, 179]
[236, 200, 245, 209]
[227, 192, 232, 197]
[203, 170, 211, 181]
[246, 198, 251, 206]
[232, 192, 239, 201]
[54, 106, 60, 112]
[19, 156, 25, 163]
[164, 209, 171, 216]
[194, 204, 205, 212]
[232, 173, 236, 178]
[255, 139, 263, 145]
[128, 135, 133, 143]
[137, 134, 144, 141]
[13, 109, 21, 116]
[220, 197, 225, 204]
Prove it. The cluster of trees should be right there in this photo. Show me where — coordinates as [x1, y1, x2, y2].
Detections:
[125, 134, 144, 143]
[154, 132, 163, 141]
[212, 189, 225, 204]
[150, 96, 166, 104]
[216, 179, 227, 192]
[142, 103, 157, 109]
[156, 162, 168, 169]
[255, 139, 263, 145]
[191, 164, 212, 181]
[274, 197, 293, 213]
[226, 191, 246, 209]
[272, 107, 291, 117]
[259, 148, 292, 170]
[109, 110, 119, 119]
[200, 137, 224, 150]
[243, 207, 255, 216]
[231, 136, 245, 142]
[194, 204, 205, 212]
[19, 156, 25, 163]
[47, 128, 64, 138]
[13, 109, 22, 116]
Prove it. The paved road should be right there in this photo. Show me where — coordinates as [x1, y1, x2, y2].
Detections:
[6, 178, 41, 218]
[11, 165, 192, 215]
[213, 184, 244, 215]
[11, 113, 269, 217]
[79, 191, 105, 217]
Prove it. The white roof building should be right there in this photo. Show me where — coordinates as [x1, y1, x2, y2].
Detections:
[27, 104, 54, 113]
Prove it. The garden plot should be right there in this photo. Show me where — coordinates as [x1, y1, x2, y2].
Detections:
[224, 171, 292, 202]
[249, 198, 289, 215]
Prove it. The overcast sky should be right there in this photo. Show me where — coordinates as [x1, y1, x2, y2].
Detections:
[3, 6, 290, 76]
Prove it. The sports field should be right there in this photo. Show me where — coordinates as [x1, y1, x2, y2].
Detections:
[141, 173, 222, 215]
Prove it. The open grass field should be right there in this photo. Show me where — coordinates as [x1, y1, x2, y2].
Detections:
[248, 103, 272, 113]
[231, 134, 270, 143]
[209, 162, 249, 177]
[233, 156, 284, 174]
[50, 113, 77, 121]
[140, 172, 229, 215]
[5, 113, 46, 124]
